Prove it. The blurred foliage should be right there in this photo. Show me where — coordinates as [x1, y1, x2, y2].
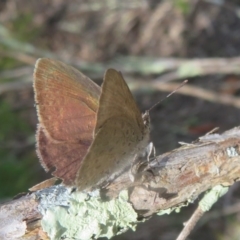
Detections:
[0, 12, 41, 81]
[0, 100, 37, 198]
[0, 101, 30, 138]
[0, 56, 17, 71]
[174, 0, 191, 15]
[10, 12, 40, 42]
[0, 12, 42, 198]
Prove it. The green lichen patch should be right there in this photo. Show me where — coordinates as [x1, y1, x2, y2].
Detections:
[41, 190, 138, 240]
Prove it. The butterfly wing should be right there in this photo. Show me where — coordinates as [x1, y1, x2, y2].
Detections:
[95, 69, 145, 135]
[76, 69, 149, 190]
[34, 58, 101, 184]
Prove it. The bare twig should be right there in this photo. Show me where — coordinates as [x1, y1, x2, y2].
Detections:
[176, 207, 204, 240]
[1, 24, 240, 78]
[2, 71, 240, 110]
[129, 81, 240, 108]
[0, 66, 32, 79]
[176, 186, 228, 240]
[0, 50, 37, 65]
[151, 82, 240, 108]
[0, 78, 32, 95]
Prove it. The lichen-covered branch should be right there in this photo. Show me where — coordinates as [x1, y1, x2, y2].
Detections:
[1, 127, 240, 239]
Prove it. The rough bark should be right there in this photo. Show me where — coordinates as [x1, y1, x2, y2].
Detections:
[1, 127, 240, 239]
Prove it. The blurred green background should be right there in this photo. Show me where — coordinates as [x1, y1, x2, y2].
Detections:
[1, 0, 240, 239]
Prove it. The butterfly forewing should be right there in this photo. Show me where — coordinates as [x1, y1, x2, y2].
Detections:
[34, 58, 101, 184]
[34, 59, 100, 142]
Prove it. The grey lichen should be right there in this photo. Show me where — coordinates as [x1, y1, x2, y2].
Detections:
[36, 185, 71, 214]
[39, 187, 138, 240]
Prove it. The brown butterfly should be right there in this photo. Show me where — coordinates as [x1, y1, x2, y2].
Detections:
[34, 59, 150, 191]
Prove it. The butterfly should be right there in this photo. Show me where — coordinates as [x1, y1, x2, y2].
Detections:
[34, 58, 150, 191]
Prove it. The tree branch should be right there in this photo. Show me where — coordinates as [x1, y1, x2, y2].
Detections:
[1, 127, 240, 239]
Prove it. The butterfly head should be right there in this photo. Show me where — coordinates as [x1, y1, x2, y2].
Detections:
[142, 111, 150, 132]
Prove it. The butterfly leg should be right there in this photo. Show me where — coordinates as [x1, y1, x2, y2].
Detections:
[129, 142, 156, 183]
[146, 142, 156, 165]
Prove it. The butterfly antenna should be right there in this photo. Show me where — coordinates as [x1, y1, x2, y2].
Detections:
[148, 80, 188, 112]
